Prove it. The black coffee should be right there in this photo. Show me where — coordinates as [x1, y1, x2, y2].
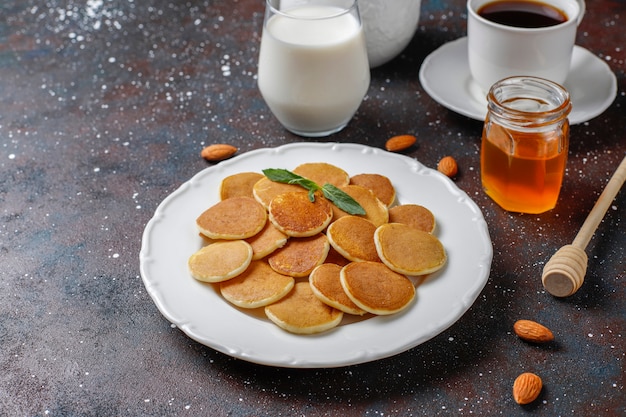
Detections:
[478, 0, 567, 28]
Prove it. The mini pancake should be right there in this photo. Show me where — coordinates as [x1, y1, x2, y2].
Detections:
[326, 216, 380, 262]
[265, 281, 343, 334]
[268, 191, 333, 237]
[310, 263, 366, 315]
[188, 240, 253, 283]
[219, 172, 264, 200]
[196, 196, 267, 240]
[388, 204, 436, 233]
[340, 261, 415, 315]
[374, 223, 446, 276]
[293, 162, 350, 187]
[245, 221, 289, 260]
[252, 176, 302, 209]
[350, 173, 396, 207]
[267, 234, 330, 277]
[331, 185, 389, 227]
[220, 260, 294, 308]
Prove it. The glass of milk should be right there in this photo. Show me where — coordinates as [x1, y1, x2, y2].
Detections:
[258, 0, 371, 137]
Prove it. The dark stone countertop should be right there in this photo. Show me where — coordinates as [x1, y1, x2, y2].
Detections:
[1, 0, 624, 415]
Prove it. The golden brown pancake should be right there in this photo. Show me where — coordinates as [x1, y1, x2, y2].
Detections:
[340, 261, 415, 315]
[293, 162, 350, 187]
[220, 260, 294, 308]
[252, 176, 302, 209]
[219, 172, 265, 200]
[326, 216, 380, 262]
[388, 204, 436, 233]
[267, 234, 330, 277]
[268, 191, 333, 237]
[245, 221, 289, 260]
[349, 173, 396, 207]
[265, 281, 343, 334]
[196, 196, 267, 240]
[331, 185, 389, 227]
[374, 223, 446, 276]
[188, 240, 253, 283]
[310, 263, 366, 315]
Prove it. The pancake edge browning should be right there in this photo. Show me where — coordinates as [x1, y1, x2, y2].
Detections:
[268, 191, 333, 238]
[309, 263, 367, 315]
[326, 215, 380, 262]
[188, 240, 253, 283]
[196, 196, 267, 240]
[339, 261, 416, 315]
[374, 223, 447, 276]
[264, 282, 344, 334]
[220, 260, 295, 309]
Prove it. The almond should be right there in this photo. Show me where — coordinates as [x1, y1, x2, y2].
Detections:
[437, 156, 458, 177]
[385, 135, 416, 152]
[513, 319, 554, 343]
[201, 144, 238, 161]
[513, 372, 542, 405]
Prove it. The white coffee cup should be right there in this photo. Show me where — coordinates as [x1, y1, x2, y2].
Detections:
[467, 0, 585, 93]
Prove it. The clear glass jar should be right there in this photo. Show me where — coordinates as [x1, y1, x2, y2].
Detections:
[480, 76, 572, 214]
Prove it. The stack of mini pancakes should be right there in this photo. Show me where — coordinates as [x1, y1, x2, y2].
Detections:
[188, 163, 446, 335]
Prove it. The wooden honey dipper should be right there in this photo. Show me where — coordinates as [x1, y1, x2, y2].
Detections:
[542, 155, 626, 297]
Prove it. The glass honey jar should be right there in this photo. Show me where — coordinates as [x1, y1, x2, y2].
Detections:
[480, 76, 572, 214]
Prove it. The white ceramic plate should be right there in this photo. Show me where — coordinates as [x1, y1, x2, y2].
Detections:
[139, 143, 492, 368]
[419, 37, 617, 125]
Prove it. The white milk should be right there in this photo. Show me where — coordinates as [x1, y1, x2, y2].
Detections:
[258, 5, 370, 136]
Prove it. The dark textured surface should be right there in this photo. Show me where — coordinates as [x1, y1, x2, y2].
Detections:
[1, 0, 624, 415]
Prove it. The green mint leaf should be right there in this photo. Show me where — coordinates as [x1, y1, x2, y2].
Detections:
[263, 168, 366, 215]
[262, 168, 319, 192]
[262, 168, 304, 184]
[321, 184, 366, 215]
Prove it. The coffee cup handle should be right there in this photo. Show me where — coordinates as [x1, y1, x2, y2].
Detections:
[575, 0, 585, 25]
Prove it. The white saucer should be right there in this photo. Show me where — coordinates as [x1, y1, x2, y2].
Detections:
[419, 37, 617, 125]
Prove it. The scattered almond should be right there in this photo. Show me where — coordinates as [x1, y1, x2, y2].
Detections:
[201, 144, 238, 161]
[513, 319, 554, 343]
[385, 135, 416, 152]
[513, 372, 542, 405]
[437, 156, 458, 177]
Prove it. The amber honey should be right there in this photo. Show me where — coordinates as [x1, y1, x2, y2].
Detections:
[480, 76, 571, 214]
[481, 122, 568, 213]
